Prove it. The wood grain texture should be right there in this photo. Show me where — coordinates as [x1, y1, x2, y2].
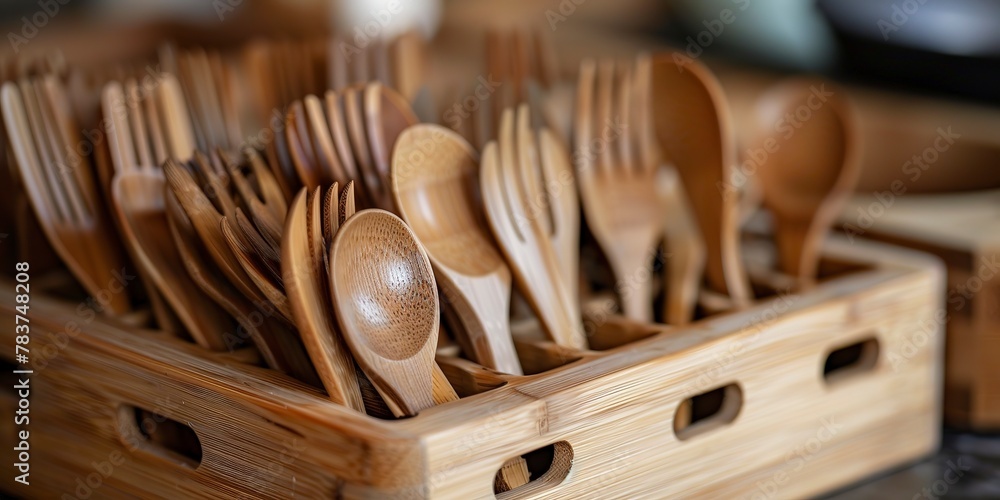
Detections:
[649, 54, 753, 307]
[392, 124, 523, 376]
[0, 235, 944, 498]
[840, 190, 1000, 430]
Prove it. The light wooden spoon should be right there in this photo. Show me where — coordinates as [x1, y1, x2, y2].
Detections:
[330, 209, 453, 416]
[650, 54, 753, 307]
[330, 208, 531, 487]
[344, 85, 389, 209]
[753, 78, 860, 285]
[392, 124, 523, 375]
[364, 82, 419, 205]
[283, 185, 366, 410]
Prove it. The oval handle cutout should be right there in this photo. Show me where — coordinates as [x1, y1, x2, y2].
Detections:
[117, 405, 202, 468]
[494, 441, 573, 499]
[823, 337, 880, 384]
[674, 383, 743, 441]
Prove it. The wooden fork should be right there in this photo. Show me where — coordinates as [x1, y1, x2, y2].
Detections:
[2, 78, 131, 315]
[575, 59, 666, 323]
[481, 106, 586, 350]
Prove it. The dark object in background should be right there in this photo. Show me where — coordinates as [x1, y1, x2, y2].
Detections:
[818, 0, 1000, 103]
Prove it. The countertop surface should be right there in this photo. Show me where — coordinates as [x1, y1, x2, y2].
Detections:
[826, 431, 1000, 499]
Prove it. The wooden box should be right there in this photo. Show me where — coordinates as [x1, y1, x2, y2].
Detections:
[0, 235, 944, 499]
[841, 190, 1000, 430]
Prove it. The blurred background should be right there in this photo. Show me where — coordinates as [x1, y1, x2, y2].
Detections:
[1, 0, 999, 497]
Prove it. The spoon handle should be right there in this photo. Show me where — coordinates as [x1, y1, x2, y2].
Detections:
[432, 364, 460, 405]
[773, 216, 820, 285]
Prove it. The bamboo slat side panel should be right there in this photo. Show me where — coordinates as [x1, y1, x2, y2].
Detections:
[841, 191, 1000, 430]
[0, 236, 944, 498]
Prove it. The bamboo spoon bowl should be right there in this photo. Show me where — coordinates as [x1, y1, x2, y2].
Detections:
[650, 54, 752, 306]
[365, 82, 419, 191]
[392, 124, 523, 376]
[753, 78, 860, 284]
[330, 209, 447, 417]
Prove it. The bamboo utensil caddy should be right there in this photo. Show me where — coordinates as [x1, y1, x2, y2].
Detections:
[0, 235, 942, 498]
[842, 190, 1000, 430]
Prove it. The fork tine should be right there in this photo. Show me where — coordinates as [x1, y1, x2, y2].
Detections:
[633, 53, 660, 173]
[234, 207, 281, 280]
[140, 76, 168, 165]
[102, 81, 136, 174]
[33, 78, 90, 224]
[515, 104, 551, 235]
[19, 80, 72, 222]
[480, 139, 522, 244]
[245, 147, 288, 220]
[125, 78, 153, 168]
[538, 125, 579, 293]
[2, 83, 58, 224]
[157, 73, 197, 161]
[497, 107, 531, 241]
[615, 64, 635, 174]
[595, 59, 616, 174]
[573, 59, 596, 177]
[42, 75, 99, 213]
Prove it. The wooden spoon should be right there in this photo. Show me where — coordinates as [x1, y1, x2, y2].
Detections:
[333, 210, 531, 485]
[753, 78, 860, 284]
[364, 82, 419, 206]
[330, 209, 452, 416]
[344, 85, 389, 209]
[392, 124, 523, 375]
[283, 186, 366, 410]
[650, 54, 753, 306]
